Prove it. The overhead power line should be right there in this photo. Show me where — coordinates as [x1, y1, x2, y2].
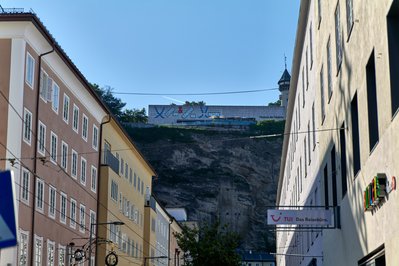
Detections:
[112, 88, 279, 96]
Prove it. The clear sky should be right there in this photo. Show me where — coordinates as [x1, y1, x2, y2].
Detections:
[2, 0, 300, 111]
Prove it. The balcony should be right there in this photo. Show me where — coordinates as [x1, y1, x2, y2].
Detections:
[103, 150, 119, 174]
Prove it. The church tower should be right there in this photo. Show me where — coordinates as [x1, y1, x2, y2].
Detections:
[278, 64, 291, 109]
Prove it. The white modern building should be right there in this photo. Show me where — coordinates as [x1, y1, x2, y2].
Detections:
[277, 0, 399, 265]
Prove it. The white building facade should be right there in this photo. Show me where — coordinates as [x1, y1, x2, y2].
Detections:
[277, 1, 399, 265]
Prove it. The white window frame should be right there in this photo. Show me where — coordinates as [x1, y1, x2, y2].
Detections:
[21, 168, 30, 205]
[72, 104, 79, 133]
[50, 131, 58, 164]
[60, 192, 67, 224]
[82, 114, 88, 141]
[19, 230, 29, 266]
[52, 82, 60, 114]
[70, 198, 77, 229]
[92, 124, 99, 150]
[47, 240, 55, 266]
[61, 141, 68, 170]
[38, 121, 46, 155]
[58, 245, 66, 266]
[80, 157, 87, 186]
[36, 179, 44, 213]
[34, 235, 43, 266]
[71, 149, 78, 178]
[79, 204, 86, 233]
[39, 69, 52, 103]
[91, 165, 97, 193]
[25, 52, 35, 88]
[48, 185, 56, 219]
[62, 94, 70, 124]
[23, 108, 32, 145]
[111, 180, 118, 202]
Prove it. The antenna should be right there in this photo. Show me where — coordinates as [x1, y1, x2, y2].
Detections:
[284, 54, 287, 70]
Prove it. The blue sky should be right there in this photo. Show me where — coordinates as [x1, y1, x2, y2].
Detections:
[3, 0, 300, 111]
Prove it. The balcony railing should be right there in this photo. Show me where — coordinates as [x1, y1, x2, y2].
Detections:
[0, 7, 25, 13]
[103, 150, 119, 174]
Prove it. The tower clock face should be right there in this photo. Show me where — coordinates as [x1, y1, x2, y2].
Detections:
[105, 251, 118, 266]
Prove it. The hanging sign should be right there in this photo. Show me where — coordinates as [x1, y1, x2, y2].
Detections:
[267, 209, 333, 226]
[363, 173, 387, 211]
[0, 170, 18, 249]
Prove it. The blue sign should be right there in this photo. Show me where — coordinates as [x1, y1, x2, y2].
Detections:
[0, 170, 17, 249]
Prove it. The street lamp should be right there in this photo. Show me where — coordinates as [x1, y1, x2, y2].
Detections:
[143, 255, 168, 266]
[88, 221, 125, 266]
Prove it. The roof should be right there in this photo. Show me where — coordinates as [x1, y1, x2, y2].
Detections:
[278, 69, 291, 85]
[166, 208, 188, 222]
[240, 251, 275, 262]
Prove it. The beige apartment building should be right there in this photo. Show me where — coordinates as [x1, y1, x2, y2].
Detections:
[97, 117, 156, 266]
[0, 11, 109, 265]
[277, 0, 399, 266]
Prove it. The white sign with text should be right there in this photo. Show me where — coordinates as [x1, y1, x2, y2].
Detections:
[267, 209, 333, 226]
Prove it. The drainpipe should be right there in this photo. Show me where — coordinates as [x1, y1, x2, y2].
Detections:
[168, 219, 172, 266]
[94, 114, 111, 266]
[30, 46, 54, 266]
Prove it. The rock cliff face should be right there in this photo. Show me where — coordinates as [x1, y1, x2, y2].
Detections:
[126, 126, 282, 250]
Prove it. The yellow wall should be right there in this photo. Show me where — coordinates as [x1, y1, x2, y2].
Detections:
[98, 118, 156, 266]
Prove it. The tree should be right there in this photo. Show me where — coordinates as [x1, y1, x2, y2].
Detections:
[91, 84, 148, 123]
[120, 108, 148, 123]
[174, 222, 241, 266]
[268, 99, 281, 106]
[91, 84, 126, 119]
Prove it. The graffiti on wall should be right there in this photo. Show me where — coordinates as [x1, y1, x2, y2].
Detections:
[153, 105, 220, 120]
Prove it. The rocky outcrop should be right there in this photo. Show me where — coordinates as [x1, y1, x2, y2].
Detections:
[127, 126, 282, 251]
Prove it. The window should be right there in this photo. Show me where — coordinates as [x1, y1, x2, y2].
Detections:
[58, 245, 66, 266]
[23, 108, 32, 145]
[19, 231, 29, 265]
[134, 173, 137, 188]
[312, 103, 316, 149]
[351, 93, 361, 177]
[310, 23, 313, 68]
[111, 180, 118, 201]
[320, 65, 326, 123]
[52, 82, 59, 113]
[70, 198, 77, 228]
[50, 132, 57, 163]
[346, 0, 354, 38]
[366, 51, 379, 151]
[331, 146, 338, 207]
[335, 2, 343, 72]
[151, 218, 156, 232]
[327, 37, 333, 100]
[324, 165, 329, 209]
[60, 192, 67, 224]
[141, 181, 144, 195]
[81, 157, 87, 185]
[317, 0, 322, 27]
[138, 177, 141, 192]
[90, 210, 96, 235]
[302, 69, 305, 107]
[79, 204, 86, 233]
[129, 168, 133, 185]
[72, 104, 79, 133]
[21, 168, 30, 204]
[92, 125, 98, 150]
[304, 138, 307, 177]
[119, 193, 123, 211]
[340, 123, 348, 198]
[62, 94, 70, 123]
[91, 166, 97, 193]
[387, 2, 399, 117]
[307, 122, 311, 164]
[82, 114, 88, 141]
[25, 52, 35, 88]
[61, 141, 68, 169]
[34, 235, 43, 266]
[47, 240, 55, 266]
[39, 70, 52, 102]
[71, 150, 78, 178]
[37, 121, 46, 155]
[48, 186, 56, 219]
[125, 163, 128, 179]
[121, 158, 124, 176]
[306, 48, 309, 90]
[36, 179, 44, 212]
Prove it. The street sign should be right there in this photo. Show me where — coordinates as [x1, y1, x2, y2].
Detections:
[0, 170, 18, 249]
[267, 209, 333, 226]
